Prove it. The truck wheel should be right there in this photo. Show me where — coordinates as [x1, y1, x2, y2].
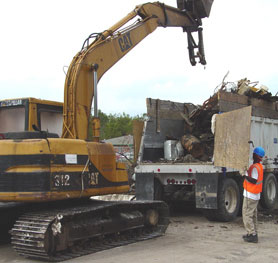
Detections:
[203, 178, 240, 222]
[154, 179, 164, 200]
[260, 173, 277, 210]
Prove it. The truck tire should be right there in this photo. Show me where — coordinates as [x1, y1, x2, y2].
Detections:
[260, 173, 277, 210]
[203, 178, 240, 222]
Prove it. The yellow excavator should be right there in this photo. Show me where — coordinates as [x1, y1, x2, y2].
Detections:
[0, 0, 213, 261]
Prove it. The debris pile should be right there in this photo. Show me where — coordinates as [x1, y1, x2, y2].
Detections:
[160, 77, 278, 163]
[164, 96, 217, 163]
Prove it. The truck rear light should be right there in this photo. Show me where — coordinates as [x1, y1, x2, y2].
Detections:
[167, 178, 196, 185]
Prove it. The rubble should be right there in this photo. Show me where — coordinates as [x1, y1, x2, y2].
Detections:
[144, 77, 278, 164]
[181, 134, 205, 159]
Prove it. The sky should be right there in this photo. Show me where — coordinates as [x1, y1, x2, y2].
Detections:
[1, 0, 278, 116]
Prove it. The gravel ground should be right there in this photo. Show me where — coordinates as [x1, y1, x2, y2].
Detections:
[1, 207, 278, 263]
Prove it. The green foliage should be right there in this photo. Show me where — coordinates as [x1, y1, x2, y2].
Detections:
[89, 110, 145, 140]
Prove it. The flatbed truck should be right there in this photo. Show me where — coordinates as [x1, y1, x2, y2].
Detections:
[135, 91, 278, 221]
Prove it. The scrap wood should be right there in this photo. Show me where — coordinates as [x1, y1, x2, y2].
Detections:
[181, 134, 205, 159]
[189, 93, 218, 120]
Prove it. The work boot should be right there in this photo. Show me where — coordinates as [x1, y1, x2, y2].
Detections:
[243, 234, 258, 243]
[242, 234, 249, 239]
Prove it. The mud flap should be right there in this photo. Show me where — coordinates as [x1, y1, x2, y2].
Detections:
[195, 173, 218, 209]
[135, 173, 154, 200]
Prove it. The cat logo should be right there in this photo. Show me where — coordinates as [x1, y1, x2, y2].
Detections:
[118, 32, 133, 52]
[89, 172, 99, 185]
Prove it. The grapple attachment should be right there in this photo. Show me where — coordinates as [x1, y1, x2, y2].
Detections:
[177, 0, 214, 19]
[177, 0, 214, 66]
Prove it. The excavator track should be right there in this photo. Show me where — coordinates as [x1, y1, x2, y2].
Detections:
[10, 199, 169, 262]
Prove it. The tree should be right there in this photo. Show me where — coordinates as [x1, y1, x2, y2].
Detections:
[88, 110, 145, 140]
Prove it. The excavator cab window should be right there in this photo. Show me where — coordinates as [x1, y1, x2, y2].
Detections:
[37, 105, 63, 137]
[0, 99, 27, 133]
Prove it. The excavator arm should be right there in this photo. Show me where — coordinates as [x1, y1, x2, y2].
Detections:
[62, 1, 213, 140]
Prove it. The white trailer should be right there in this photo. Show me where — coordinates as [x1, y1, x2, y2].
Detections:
[135, 92, 278, 221]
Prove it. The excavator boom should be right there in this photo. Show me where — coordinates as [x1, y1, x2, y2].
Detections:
[62, 1, 213, 140]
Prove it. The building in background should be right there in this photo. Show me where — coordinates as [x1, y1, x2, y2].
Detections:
[104, 135, 134, 162]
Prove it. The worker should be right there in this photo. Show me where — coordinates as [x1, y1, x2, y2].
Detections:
[242, 146, 265, 243]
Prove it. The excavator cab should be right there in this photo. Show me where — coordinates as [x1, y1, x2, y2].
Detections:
[0, 98, 63, 139]
[177, 0, 214, 65]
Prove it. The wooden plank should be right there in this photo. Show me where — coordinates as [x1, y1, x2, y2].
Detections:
[214, 106, 252, 171]
[146, 98, 196, 120]
[156, 99, 160, 133]
[218, 100, 247, 113]
[218, 91, 248, 105]
[132, 120, 144, 162]
[218, 91, 278, 119]
[252, 106, 278, 119]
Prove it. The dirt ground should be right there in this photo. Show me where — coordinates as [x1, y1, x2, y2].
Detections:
[1, 207, 278, 263]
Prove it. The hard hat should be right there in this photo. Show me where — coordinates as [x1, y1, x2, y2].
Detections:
[253, 147, 265, 158]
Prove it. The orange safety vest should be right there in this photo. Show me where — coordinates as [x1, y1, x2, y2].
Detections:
[243, 163, 264, 194]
